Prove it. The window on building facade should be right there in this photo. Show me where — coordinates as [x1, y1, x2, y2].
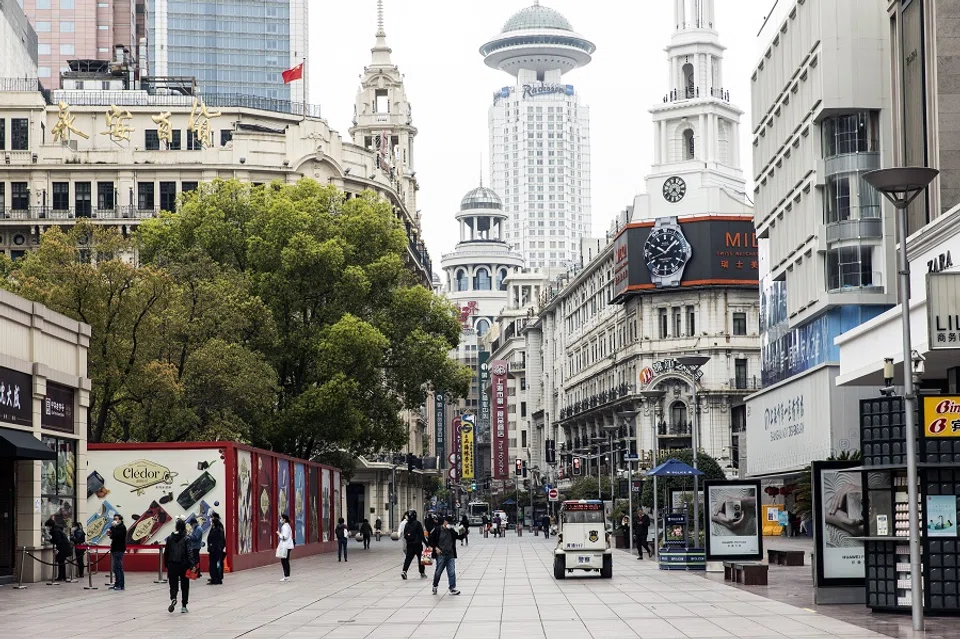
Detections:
[658, 308, 667, 339]
[521, 402, 527, 418]
[75, 182, 91, 217]
[683, 129, 695, 160]
[455, 269, 468, 292]
[0, 119, 5, 150]
[821, 111, 878, 157]
[673, 307, 682, 337]
[474, 267, 492, 291]
[97, 182, 114, 211]
[827, 245, 874, 290]
[733, 312, 747, 336]
[497, 268, 508, 291]
[11, 119, 28, 150]
[145, 129, 160, 151]
[170, 130, 182, 150]
[375, 89, 389, 114]
[138, 182, 155, 210]
[159, 182, 177, 212]
[686, 305, 696, 336]
[186, 130, 202, 150]
[52, 182, 69, 210]
[735, 359, 748, 389]
[40, 437, 76, 544]
[475, 318, 490, 336]
[220, 130, 233, 146]
[11, 183, 28, 210]
[182, 182, 198, 194]
[520, 377, 526, 390]
[521, 430, 528, 447]
[670, 401, 687, 432]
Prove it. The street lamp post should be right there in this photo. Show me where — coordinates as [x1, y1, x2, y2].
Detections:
[676, 356, 711, 550]
[617, 409, 640, 552]
[640, 389, 666, 556]
[863, 166, 938, 632]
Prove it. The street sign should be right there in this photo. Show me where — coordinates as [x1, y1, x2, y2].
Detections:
[542, 483, 552, 494]
[455, 502, 461, 509]
[448, 468, 457, 480]
[448, 453, 459, 465]
[548, 488, 559, 502]
[624, 453, 640, 461]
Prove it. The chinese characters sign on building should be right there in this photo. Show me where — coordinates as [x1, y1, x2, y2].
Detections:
[460, 413, 475, 480]
[927, 273, 960, 349]
[923, 397, 960, 438]
[639, 358, 705, 386]
[491, 360, 508, 480]
[434, 391, 446, 470]
[478, 351, 490, 438]
[0, 367, 31, 428]
[42, 382, 75, 433]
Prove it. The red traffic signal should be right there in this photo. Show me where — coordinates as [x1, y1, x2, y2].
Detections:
[516, 458, 522, 476]
[572, 456, 582, 475]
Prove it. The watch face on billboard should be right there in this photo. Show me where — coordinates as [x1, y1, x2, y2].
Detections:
[643, 226, 691, 277]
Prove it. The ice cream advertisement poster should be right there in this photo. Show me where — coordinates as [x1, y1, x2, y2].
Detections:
[927, 495, 958, 537]
[86, 448, 226, 553]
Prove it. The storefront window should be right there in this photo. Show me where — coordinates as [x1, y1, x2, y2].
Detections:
[40, 436, 76, 538]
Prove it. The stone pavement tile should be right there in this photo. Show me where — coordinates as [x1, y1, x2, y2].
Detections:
[710, 615, 786, 637]
[412, 621, 462, 637]
[535, 604, 581, 621]
[625, 618, 688, 639]
[573, 604, 616, 619]
[454, 622, 502, 639]
[784, 614, 883, 636]
[608, 603, 660, 619]
[645, 603, 694, 617]
[679, 602, 742, 617]
[542, 619, 589, 635]
[667, 617, 736, 638]
[584, 619, 642, 638]
[322, 624, 375, 639]
[462, 604, 503, 621]
[499, 621, 546, 639]
[421, 607, 466, 623]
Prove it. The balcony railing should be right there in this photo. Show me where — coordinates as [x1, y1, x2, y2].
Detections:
[729, 376, 761, 391]
[508, 360, 525, 372]
[827, 271, 884, 293]
[657, 421, 692, 437]
[559, 383, 636, 420]
[663, 86, 730, 103]
[0, 206, 160, 221]
[825, 218, 882, 243]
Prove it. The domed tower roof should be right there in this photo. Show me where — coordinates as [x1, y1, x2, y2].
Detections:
[460, 186, 503, 211]
[501, 4, 573, 33]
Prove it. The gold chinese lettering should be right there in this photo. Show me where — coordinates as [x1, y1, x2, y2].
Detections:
[187, 98, 221, 149]
[151, 111, 173, 145]
[52, 101, 89, 142]
[100, 105, 135, 143]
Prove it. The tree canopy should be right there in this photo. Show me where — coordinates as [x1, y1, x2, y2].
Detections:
[1, 179, 471, 462]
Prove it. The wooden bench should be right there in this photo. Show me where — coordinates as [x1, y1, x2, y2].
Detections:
[723, 561, 768, 585]
[767, 549, 805, 566]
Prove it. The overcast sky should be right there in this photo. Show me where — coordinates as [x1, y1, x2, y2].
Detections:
[309, 0, 775, 267]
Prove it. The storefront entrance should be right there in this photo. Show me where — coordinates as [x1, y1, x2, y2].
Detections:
[0, 458, 15, 579]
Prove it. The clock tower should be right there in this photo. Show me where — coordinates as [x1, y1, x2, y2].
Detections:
[632, 0, 748, 221]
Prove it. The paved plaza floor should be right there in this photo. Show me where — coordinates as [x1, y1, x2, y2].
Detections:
[0, 531, 922, 638]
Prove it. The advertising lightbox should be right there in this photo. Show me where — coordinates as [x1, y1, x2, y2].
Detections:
[704, 480, 763, 561]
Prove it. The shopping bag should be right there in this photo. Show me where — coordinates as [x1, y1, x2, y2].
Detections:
[185, 566, 199, 580]
[275, 546, 287, 559]
[355, 532, 363, 542]
[420, 547, 433, 566]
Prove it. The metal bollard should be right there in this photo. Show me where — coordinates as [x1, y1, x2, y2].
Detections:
[12, 547, 27, 589]
[154, 547, 167, 584]
[84, 549, 97, 590]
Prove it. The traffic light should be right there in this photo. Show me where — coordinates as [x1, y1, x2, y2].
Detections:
[545, 439, 556, 464]
[516, 458, 522, 476]
[572, 456, 582, 476]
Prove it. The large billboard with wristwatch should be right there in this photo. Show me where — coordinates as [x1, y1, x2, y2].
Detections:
[612, 214, 758, 301]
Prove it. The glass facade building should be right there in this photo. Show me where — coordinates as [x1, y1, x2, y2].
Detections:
[148, 0, 307, 105]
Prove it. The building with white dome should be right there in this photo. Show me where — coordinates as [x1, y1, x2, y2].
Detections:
[480, 2, 594, 271]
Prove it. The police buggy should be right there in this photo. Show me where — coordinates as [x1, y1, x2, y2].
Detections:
[553, 500, 612, 579]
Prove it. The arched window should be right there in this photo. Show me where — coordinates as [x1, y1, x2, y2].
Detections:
[683, 129, 695, 160]
[474, 267, 492, 291]
[670, 401, 688, 433]
[455, 269, 468, 292]
[682, 63, 695, 97]
[497, 268, 509, 291]
[475, 318, 490, 336]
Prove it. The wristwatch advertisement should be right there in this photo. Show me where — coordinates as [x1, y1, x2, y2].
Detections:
[643, 216, 692, 288]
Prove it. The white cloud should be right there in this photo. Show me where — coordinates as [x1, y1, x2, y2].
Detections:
[309, 0, 772, 269]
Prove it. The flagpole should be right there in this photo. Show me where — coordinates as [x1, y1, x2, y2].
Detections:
[302, 57, 307, 120]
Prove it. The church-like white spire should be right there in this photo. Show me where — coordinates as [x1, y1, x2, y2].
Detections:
[674, 0, 716, 32]
[371, 0, 393, 67]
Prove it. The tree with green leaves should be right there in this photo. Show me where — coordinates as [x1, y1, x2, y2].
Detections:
[139, 179, 471, 461]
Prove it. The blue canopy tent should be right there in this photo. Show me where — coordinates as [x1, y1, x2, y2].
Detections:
[646, 459, 705, 568]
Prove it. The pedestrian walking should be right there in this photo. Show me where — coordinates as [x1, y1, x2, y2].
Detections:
[424, 512, 437, 537]
[336, 517, 349, 561]
[360, 519, 373, 549]
[45, 518, 70, 581]
[206, 513, 225, 585]
[187, 517, 204, 579]
[635, 510, 652, 559]
[401, 510, 427, 580]
[541, 514, 551, 539]
[460, 514, 470, 546]
[492, 514, 501, 538]
[374, 517, 383, 541]
[164, 518, 195, 614]
[481, 514, 489, 538]
[107, 514, 127, 591]
[71, 522, 86, 578]
[429, 516, 463, 595]
[398, 513, 409, 555]
[276, 513, 294, 581]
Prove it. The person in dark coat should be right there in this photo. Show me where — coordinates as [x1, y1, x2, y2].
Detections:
[424, 512, 437, 536]
[335, 518, 348, 562]
[460, 514, 470, 546]
[401, 510, 427, 580]
[187, 519, 204, 578]
[206, 513, 225, 585]
[428, 516, 463, 595]
[635, 510, 653, 559]
[46, 519, 71, 581]
[164, 518, 195, 614]
[541, 514, 551, 539]
[107, 514, 127, 590]
[359, 519, 373, 549]
[71, 522, 86, 578]
[374, 517, 383, 541]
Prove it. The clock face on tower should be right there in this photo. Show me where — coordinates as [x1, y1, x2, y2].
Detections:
[662, 176, 687, 203]
[644, 226, 692, 277]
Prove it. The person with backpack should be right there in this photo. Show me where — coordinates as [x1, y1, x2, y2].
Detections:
[164, 518, 195, 614]
[400, 510, 427, 580]
[335, 518, 349, 561]
[71, 522, 86, 578]
[359, 519, 373, 550]
[206, 513, 226, 585]
[277, 513, 294, 581]
[428, 516, 463, 596]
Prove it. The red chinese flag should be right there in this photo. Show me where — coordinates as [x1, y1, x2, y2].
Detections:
[282, 62, 304, 84]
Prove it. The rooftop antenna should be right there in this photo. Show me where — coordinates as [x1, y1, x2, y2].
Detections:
[479, 153, 483, 187]
[377, 0, 385, 36]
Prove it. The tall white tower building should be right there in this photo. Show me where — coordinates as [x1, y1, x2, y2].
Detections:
[480, 2, 595, 270]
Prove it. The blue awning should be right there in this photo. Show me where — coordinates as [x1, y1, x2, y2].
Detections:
[646, 458, 703, 477]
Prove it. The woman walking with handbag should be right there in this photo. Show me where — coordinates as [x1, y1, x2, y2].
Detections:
[277, 514, 294, 581]
[164, 518, 195, 614]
